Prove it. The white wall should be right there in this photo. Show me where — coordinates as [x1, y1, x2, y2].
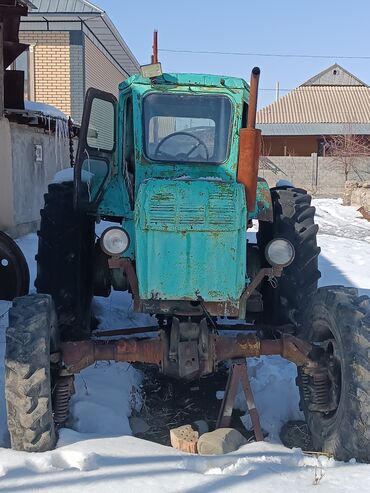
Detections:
[0, 119, 71, 237]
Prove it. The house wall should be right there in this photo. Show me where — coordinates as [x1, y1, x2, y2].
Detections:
[69, 31, 85, 123]
[0, 120, 71, 237]
[19, 31, 71, 116]
[259, 155, 370, 197]
[84, 36, 124, 97]
[261, 135, 320, 156]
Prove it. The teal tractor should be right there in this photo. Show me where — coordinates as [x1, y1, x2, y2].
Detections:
[5, 66, 370, 462]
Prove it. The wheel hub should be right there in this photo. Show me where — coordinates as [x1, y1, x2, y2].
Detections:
[0, 232, 29, 301]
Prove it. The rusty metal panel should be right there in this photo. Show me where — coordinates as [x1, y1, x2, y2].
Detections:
[135, 178, 246, 303]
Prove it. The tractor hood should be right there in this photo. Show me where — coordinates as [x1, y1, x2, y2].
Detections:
[135, 178, 247, 304]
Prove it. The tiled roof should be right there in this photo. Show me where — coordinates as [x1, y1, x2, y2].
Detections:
[257, 85, 370, 124]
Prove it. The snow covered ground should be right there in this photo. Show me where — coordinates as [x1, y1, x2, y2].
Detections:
[1, 198, 370, 492]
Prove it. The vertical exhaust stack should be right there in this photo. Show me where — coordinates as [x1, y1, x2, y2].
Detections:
[237, 67, 262, 213]
[151, 30, 158, 64]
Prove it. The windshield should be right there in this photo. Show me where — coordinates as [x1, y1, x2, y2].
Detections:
[143, 93, 232, 164]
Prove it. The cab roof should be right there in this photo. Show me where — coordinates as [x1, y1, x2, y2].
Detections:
[119, 72, 249, 92]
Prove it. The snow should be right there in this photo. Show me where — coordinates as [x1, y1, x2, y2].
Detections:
[24, 101, 68, 120]
[1, 198, 370, 491]
[233, 356, 303, 440]
[276, 179, 294, 188]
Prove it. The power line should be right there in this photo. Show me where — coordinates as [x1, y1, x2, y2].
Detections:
[159, 48, 370, 60]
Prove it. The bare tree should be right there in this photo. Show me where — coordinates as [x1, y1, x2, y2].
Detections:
[323, 133, 370, 181]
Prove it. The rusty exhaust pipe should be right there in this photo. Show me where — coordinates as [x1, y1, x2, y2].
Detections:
[237, 67, 262, 212]
[151, 30, 158, 64]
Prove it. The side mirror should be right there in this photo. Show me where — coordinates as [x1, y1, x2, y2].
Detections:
[140, 62, 163, 79]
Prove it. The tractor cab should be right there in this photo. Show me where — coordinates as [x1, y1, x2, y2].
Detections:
[75, 72, 250, 205]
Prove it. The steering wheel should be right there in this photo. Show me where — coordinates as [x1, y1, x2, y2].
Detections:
[154, 131, 209, 160]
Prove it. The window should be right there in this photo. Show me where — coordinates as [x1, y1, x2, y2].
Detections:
[143, 93, 232, 164]
[86, 98, 115, 151]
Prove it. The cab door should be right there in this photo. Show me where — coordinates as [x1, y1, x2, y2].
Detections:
[74, 88, 117, 211]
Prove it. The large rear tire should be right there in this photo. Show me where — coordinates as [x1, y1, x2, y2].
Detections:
[297, 286, 370, 462]
[0, 231, 29, 301]
[5, 294, 58, 452]
[35, 182, 95, 340]
[257, 187, 321, 325]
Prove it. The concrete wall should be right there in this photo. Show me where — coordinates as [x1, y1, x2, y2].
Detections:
[0, 119, 70, 237]
[0, 118, 15, 233]
[259, 154, 370, 197]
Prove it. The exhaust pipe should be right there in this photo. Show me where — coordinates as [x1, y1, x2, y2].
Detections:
[237, 67, 262, 213]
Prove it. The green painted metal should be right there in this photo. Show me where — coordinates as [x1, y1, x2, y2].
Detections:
[119, 73, 250, 92]
[249, 178, 273, 221]
[135, 178, 246, 301]
[93, 72, 272, 307]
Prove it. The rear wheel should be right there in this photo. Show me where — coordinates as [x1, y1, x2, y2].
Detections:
[297, 286, 370, 462]
[5, 294, 58, 452]
[257, 187, 321, 325]
[35, 182, 95, 340]
[0, 231, 29, 301]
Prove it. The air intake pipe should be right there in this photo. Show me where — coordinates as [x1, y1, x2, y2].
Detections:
[237, 67, 261, 213]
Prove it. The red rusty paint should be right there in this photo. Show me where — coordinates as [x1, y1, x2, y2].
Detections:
[61, 331, 312, 376]
[237, 67, 261, 213]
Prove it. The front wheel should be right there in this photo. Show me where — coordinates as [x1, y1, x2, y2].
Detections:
[5, 294, 59, 452]
[297, 286, 370, 462]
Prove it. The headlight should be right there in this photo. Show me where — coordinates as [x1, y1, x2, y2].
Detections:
[265, 238, 295, 268]
[100, 227, 129, 255]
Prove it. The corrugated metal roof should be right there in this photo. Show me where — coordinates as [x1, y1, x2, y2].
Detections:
[28, 0, 102, 13]
[257, 85, 370, 125]
[257, 123, 370, 136]
[20, 0, 140, 76]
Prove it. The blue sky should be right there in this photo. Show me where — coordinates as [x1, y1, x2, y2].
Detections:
[97, 0, 370, 107]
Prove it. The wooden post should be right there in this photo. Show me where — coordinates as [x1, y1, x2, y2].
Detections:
[0, 20, 4, 117]
[216, 359, 263, 442]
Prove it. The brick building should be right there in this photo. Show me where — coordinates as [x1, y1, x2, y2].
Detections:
[16, 0, 140, 121]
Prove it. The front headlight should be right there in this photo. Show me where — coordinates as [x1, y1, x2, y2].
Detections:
[265, 238, 295, 268]
[100, 227, 130, 255]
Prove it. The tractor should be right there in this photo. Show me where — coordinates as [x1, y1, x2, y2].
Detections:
[4, 63, 370, 461]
